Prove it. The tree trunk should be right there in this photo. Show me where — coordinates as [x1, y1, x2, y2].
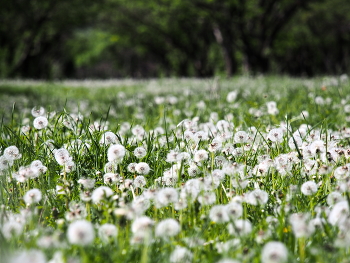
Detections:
[213, 25, 237, 77]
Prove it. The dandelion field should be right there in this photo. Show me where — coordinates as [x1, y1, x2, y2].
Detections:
[1, 76, 350, 263]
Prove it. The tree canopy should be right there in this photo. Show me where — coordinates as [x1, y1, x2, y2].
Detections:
[1, 0, 350, 78]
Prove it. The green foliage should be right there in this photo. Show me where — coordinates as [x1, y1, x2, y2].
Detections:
[0, 77, 350, 262]
[1, 0, 350, 78]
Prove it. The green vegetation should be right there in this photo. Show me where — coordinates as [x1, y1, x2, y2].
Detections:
[1, 76, 350, 262]
[1, 0, 350, 78]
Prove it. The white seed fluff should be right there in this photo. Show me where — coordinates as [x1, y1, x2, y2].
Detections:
[300, 181, 318, 196]
[23, 188, 42, 205]
[33, 116, 48, 130]
[67, 220, 95, 246]
[135, 162, 151, 175]
[261, 241, 288, 263]
[155, 218, 181, 238]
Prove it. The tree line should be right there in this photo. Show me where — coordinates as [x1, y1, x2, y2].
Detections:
[1, 0, 350, 79]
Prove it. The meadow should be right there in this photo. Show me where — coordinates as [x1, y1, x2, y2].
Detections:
[0, 76, 350, 263]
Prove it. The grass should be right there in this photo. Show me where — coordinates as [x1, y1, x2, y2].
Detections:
[0, 76, 350, 263]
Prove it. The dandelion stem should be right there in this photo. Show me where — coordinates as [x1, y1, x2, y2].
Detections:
[140, 242, 149, 263]
[298, 237, 306, 263]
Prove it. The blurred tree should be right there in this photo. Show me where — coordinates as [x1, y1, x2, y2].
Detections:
[274, 0, 350, 75]
[101, 0, 217, 77]
[1, 0, 350, 78]
[190, 0, 319, 75]
[0, 0, 99, 78]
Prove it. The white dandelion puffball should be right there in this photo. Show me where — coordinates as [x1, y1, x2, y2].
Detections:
[91, 186, 113, 204]
[67, 220, 95, 245]
[8, 249, 46, 263]
[78, 177, 96, 189]
[155, 218, 181, 238]
[261, 241, 288, 263]
[216, 259, 240, 263]
[194, 149, 209, 162]
[134, 147, 147, 159]
[100, 131, 118, 145]
[31, 106, 46, 117]
[234, 131, 248, 144]
[170, 246, 193, 263]
[0, 155, 14, 170]
[4, 145, 22, 160]
[267, 128, 284, 143]
[328, 200, 349, 226]
[54, 148, 71, 165]
[225, 202, 243, 219]
[98, 223, 118, 243]
[107, 144, 126, 162]
[227, 219, 252, 235]
[209, 205, 229, 223]
[226, 91, 238, 103]
[301, 181, 318, 196]
[245, 189, 269, 205]
[132, 216, 154, 234]
[133, 175, 147, 188]
[2, 221, 24, 239]
[23, 188, 42, 205]
[33, 116, 48, 129]
[156, 187, 179, 207]
[135, 162, 150, 175]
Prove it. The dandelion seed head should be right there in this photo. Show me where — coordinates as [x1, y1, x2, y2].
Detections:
[187, 164, 201, 177]
[156, 187, 178, 207]
[1, 221, 24, 240]
[4, 146, 21, 161]
[103, 173, 120, 185]
[227, 219, 252, 235]
[166, 150, 184, 163]
[131, 216, 154, 234]
[67, 220, 95, 246]
[31, 106, 46, 117]
[194, 149, 209, 162]
[91, 186, 113, 204]
[289, 213, 315, 238]
[267, 128, 284, 143]
[134, 146, 147, 159]
[300, 181, 318, 196]
[225, 202, 243, 219]
[170, 246, 193, 263]
[127, 162, 137, 173]
[99, 131, 118, 145]
[107, 144, 126, 162]
[0, 155, 14, 170]
[65, 201, 87, 221]
[226, 91, 238, 103]
[193, 131, 208, 143]
[54, 148, 70, 165]
[327, 191, 345, 206]
[234, 131, 248, 143]
[155, 218, 181, 238]
[33, 116, 48, 130]
[133, 175, 147, 188]
[328, 201, 350, 226]
[78, 178, 95, 189]
[261, 241, 288, 263]
[198, 191, 216, 206]
[208, 139, 222, 152]
[245, 189, 269, 205]
[23, 188, 42, 205]
[8, 249, 46, 263]
[98, 223, 118, 243]
[135, 162, 150, 175]
[209, 205, 229, 223]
